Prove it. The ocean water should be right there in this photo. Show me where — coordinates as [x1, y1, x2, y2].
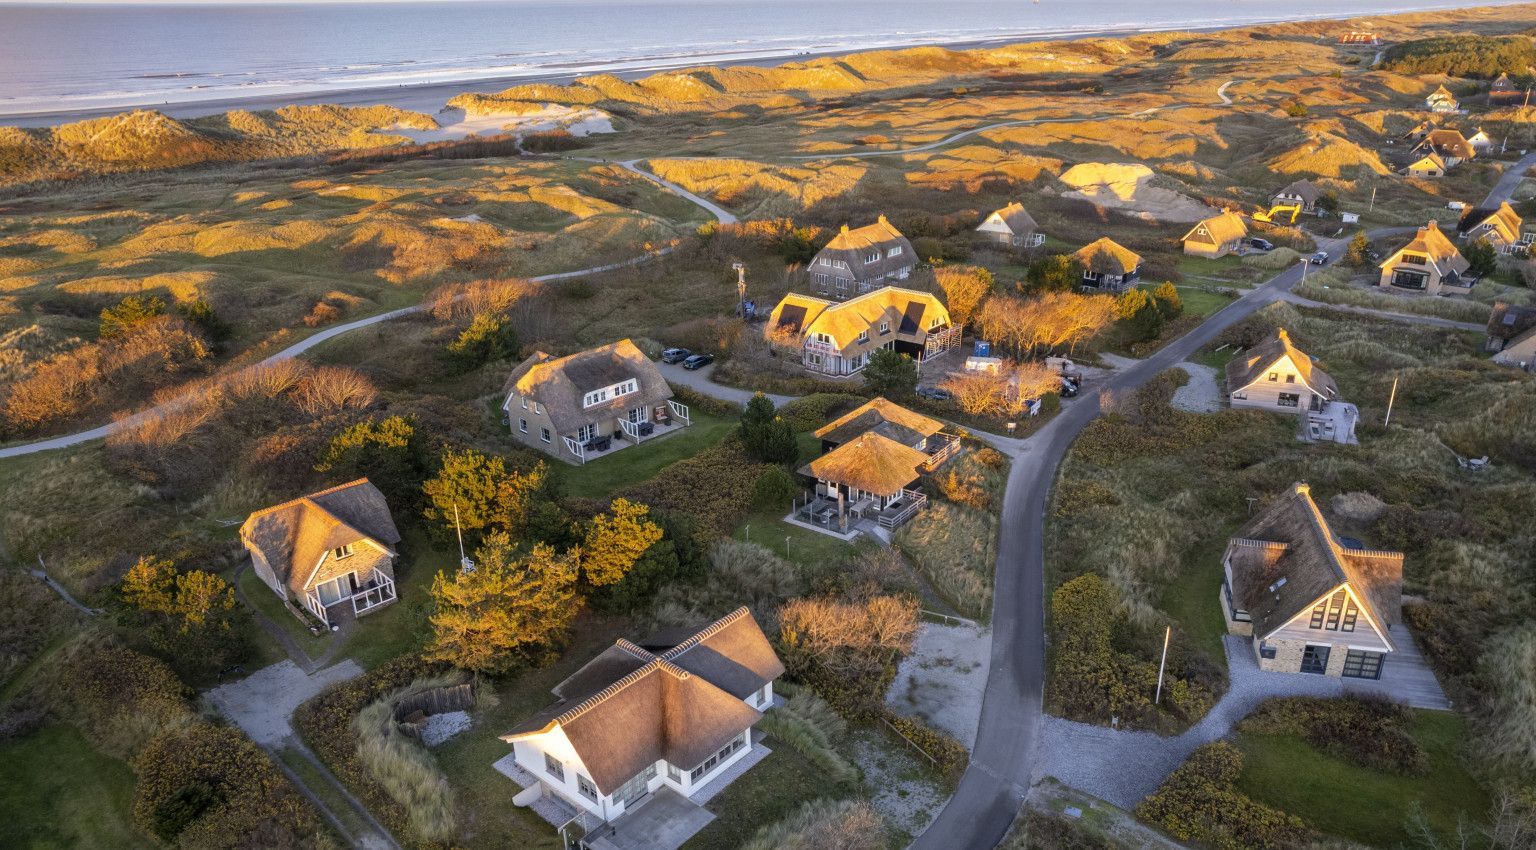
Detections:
[0, 0, 1518, 118]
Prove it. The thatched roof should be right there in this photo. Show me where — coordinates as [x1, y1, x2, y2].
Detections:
[815, 397, 943, 448]
[1487, 301, 1536, 342]
[1415, 129, 1476, 161]
[1273, 179, 1322, 205]
[1459, 201, 1522, 242]
[239, 479, 400, 595]
[1225, 328, 1338, 399]
[767, 286, 950, 350]
[800, 432, 928, 497]
[982, 202, 1040, 235]
[501, 339, 672, 435]
[1073, 237, 1141, 276]
[1182, 210, 1248, 246]
[1227, 483, 1402, 644]
[1380, 220, 1469, 278]
[502, 608, 783, 795]
[811, 215, 915, 282]
[1427, 84, 1458, 107]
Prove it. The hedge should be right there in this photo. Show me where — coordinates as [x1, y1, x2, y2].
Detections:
[882, 711, 969, 783]
[1237, 696, 1427, 776]
[775, 393, 868, 432]
[1136, 742, 1311, 850]
[667, 383, 740, 418]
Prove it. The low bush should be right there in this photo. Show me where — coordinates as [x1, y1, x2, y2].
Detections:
[1136, 742, 1312, 850]
[894, 501, 997, 619]
[739, 797, 888, 850]
[1238, 696, 1427, 776]
[54, 642, 196, 761]
[1002, 809, 1121, 850]
[1292, 280, 1493, 324]
[667, 383, 739, 418]
[775, 393, 868, 432]
[133, 723, 326, 848]
[882, 712, 969, 782]
[620, 436, 771, 541]
[1241, 247, 1301, 269]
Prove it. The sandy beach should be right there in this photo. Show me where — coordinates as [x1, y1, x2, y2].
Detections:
[0, 17, 1376, 130]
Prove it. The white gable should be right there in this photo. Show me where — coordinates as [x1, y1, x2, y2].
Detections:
[1231, 351, 1327, 398]
[1264, 582, 1395, 652]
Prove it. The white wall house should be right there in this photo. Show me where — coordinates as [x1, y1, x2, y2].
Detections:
[1226, 328, 1358, 444]
[502, 608, 783, 825]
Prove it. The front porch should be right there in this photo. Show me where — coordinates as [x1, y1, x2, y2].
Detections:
[303, 571, 396, 628]
[789, 486, 929, 538]
[563, 400, 692, 465]
[1302, 401, 1359, 445]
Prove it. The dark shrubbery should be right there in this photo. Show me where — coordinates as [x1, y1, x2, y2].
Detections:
[1381, 35, 1536, 78]
[883, 713, 968, 782]
[620, 436, 772, 540]
[1239, 696, 1428, 776]
[667, 383, 739, 418]
[775, 393, 868, 432]
[1136, 742, 1312, 850]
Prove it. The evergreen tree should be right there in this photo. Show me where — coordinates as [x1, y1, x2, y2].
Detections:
[1150, 282, 1183, 319]
[316, 415, 426, 509]
[862, 348, 919, 399]
[425, 534, 579, 674]
[740, 393, 797, 464]
[1344, 233, 1372, 268]
[1023, 254, 1078, 294]
[421, 448, 548, 542]
[581, 498, 664, 587]
[1466, 238, 1499, 278]
[445, 313, 519, 372]
[100, 295, 167, 339]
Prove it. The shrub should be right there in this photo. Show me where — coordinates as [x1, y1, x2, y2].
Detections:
[1136, 742, 1311, 850]
[1238, 696, 1427, 776]
[753, 465, 797, 509]
[100, 294, 167, 339]
[739, 797, 888, 850]
[883, 712, 969, 781]
[666, 383, 739, 417]
[621, 436, 771, 541]
[862, 348, 918, 399]
[894, 501, 997, 619]
[775, 393, 867, 432]
[444, 312, 519, 371]
[133, 723, 325, 848]
[54, 642, 196, 761]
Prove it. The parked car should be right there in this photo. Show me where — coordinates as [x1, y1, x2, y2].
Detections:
[1249, 237, 1275, 251]
[916, 386, 953, 402]
[1447, 200, 1467, 211]
[660, 347, 692, 364]
[1059, 376, 1081, 398]
[681, 353, 714, 370]
[1310, 251, 1330, 265]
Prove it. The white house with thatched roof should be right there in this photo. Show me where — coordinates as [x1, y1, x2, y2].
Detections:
[1458, 202, 1526, 254]
[500, 608, 783, 838]
[1426, 84, 1460, 113]
[502, 339, 690, 466]
[808, 215, 915, 298]
[766, 286, 960, 376]
[1486, 301, 1536, 370]
[976, 202, 1045, 249]
[1221, 483, 1403, 679]
[1226, 328, 1357, 444]
[1074, 237, 1141, 292]
[239, 479, 401, 627]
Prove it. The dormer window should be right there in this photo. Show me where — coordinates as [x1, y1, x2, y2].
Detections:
[857, 331, 869, 344]
[879, 321, 890, 334]
[333, 544, 354, 560]
[582, 379, 638, 409]
[1403, 253, 1429, 266]
[865, 251, 879, 264]
[887, 246, 903, 258]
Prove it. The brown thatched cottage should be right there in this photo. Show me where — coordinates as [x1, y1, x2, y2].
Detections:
[1457, 202, 1526, 254]
[1221, 483, 1403, 679]
[1377, 221, 1471, 294]
[239, 479, 401, 627]
[1181, 210, 1249, 258]
[1226, 328, 1357, 444]
[976, 202, 1045, 249]
[1074, 237, 1142, 292]
[807, 215, 915, 298]
[502, 339, 690, 465]
[498, 608, 784, 841]
[1486, 301, 1536, 371]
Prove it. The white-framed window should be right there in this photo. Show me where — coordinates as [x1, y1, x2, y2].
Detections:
[577, 775, 599, 801]
[540, 427, 551, 443]
[518, 418, 528, 433]
[520, 397, 528, 410]
[533, 402, 543, 415]
[887, 246, 903, 258]
[879, 321, 890, 334]
[857, 331, 869, 344]
[668, 763, 682, 783]
[929, 317, 942, 330]
[865, 251, 879, 264]
[1268, 372, 1279, 382]
[689, 732, 747, 782]
[583, 388, 610, 408]
[577, 423, 597, 442]
[333, 544, 354, 560]
[544, 753, 565, 781]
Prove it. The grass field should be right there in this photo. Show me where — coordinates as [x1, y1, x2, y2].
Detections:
[679, 743, 847, 850]
[558, 412, 736, 499]
[1236, 711, 1490, 847]
[0, 725, 146, 850]
[1152, 532, 1234, 660]
[731, 511, 862, 570]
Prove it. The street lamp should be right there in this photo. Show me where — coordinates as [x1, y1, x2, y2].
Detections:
[732, 262, 747, 317]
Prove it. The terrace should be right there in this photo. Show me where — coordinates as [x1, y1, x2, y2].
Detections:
[560, 400, 692, 465]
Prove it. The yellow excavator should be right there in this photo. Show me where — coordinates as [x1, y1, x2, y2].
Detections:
[1253, 202, 1303, 225]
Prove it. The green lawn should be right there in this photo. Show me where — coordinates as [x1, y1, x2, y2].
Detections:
[732, 511, 862, 570]
[1135, 282, 1235, 320]
[1153, 532, 1235, 659]
[680, 742, 847, 850]
[1236, 711, 1491, 848]
[237, 567, 330, 659]
[558, 413, 736, 499]
[0, 725, 147, 849]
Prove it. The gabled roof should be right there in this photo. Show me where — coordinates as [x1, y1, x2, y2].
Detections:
[1273, 179, 1322, 205]
[1226, 483, 1402, 644]
[814, 397, 944, 448]
[1406, 151, 1448, 172]
[239, 479, 401, 595]
[1415, 129, 1475, 161]
[1182, 210, 1248, 246]
[1073, 237, 1141, 276]
[1492, 72, 1517, 93]
[1427, 84, 1458, 105]
[1486, 300, 1536, 342]
[811, 215, 915, 282]
[799, 431, 929, 497]
[1380, 220, 1470, 278]
[1459, 201, 1522, 242]
[981, 202, 1040, 235]
[503, 608, 784, 795]
[1225, 328, 1339, 399]
[767, 286, 950, 350]
[501, 339, 672, 435]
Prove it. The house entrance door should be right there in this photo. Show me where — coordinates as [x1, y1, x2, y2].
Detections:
[617, 764, 656, 807]
[1300, 644, 1331, 674]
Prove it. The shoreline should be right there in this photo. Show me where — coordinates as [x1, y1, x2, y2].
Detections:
[0, 5, 1486, 130]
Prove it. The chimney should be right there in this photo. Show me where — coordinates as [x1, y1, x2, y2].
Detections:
[1276, 327, 1291, 343]
[877, 214, 887, 225]
[1295, 482, 1311, 496]
[840, 224, 849, 234]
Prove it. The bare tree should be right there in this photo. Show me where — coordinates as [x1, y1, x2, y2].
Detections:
[292, 366, 377, 417]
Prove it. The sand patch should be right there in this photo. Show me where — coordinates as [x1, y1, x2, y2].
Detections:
[394, 104, 615, 143]
[886, 621, 990, 749]
[1058, 162, 1213, 223]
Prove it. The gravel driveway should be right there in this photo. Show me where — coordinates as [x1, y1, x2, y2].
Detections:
[1171, 362, 1221, 413]
[206, 659, 362, 746]
[887, 621, 991, 749]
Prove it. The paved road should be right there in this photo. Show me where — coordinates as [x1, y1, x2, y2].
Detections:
[909, 241, 1340, 850]
[1479, 150, 1536, 209]
[655, 362, 793, 406]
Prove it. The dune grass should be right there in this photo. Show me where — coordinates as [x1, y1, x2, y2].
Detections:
[894, 501, 997, 620]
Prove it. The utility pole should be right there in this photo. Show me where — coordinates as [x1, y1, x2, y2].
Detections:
[1301, 257, 1311, 283]
[454, 503, 474, 574]
[1384, 375, 1400, 427]
[1154, 626, 1172, 704]
[1369, 186, 1377, 212]
[732, 262, 747, 317]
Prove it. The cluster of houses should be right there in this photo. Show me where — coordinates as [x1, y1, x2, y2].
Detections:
[1401, 121, 1489, 178]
